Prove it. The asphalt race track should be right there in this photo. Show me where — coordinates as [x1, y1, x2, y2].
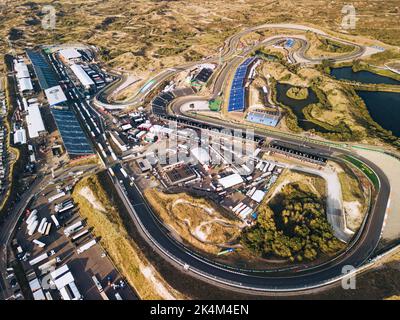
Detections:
[95, 24, 390, 292]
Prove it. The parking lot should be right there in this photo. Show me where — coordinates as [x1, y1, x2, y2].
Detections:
[11, 177, 137, 300]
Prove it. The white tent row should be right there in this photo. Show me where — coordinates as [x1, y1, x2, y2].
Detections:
[26, 104, 46, 138]
[70, 64, 94, 88]
[18, 77, 33, 93]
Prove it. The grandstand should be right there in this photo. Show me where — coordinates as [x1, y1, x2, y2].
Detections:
[269, 140, 328, 165]
[27, 49, 93, 157]
[152, 87, 195, 116]
[26, 50, 59, 90]
[228, 57, 256, 112]
[152, 91, 175, 116]
[193, 68, 213, 84]
[247, 110, 280, 127]
[51, 107, 93, 156]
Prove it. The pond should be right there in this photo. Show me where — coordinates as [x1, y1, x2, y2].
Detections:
[356, 90, 400, 137]
[331, 67, 400, 85]
[275, 83, 331, 133]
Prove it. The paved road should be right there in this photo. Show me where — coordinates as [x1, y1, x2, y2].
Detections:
[110, 154, 389, 292]
[0, 165, 99, 300]
[0, 23, 387, 296]
[0, 175, 45, 300]
[91, 24, 392, 292]
[94, 23, 368, 110]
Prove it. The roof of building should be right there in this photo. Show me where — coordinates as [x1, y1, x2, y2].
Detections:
[32, 289, 46, 300]
[247, 111, 280, 127]
[14, 128, 27, 144]
[59, 48, 82, 60]
[228, 57, 256, 112]
[165, 164, 196, 185]
[251, 190, 266, 203]
[70, 64, 94, 87]
[26, 50, 59, 89]
[50, 264, 69, 280]
[18, 77, 33, 92]
[136, 158, 152, 172]
[14, 61, 30, 79]
[26, 104, 46, 138]
[110, 130, 127, 152]
[54, 272, 75, 290]
[191, 147, 210, 165]
[44, 85, 67, 106]
[218, 173, 243, 189]
[51, 108, 93, 155]
[29, 278, 41, 292]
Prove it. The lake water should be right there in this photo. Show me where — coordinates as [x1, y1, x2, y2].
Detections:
[275, 83, 331, 132]
[356, 90, 400, 137]
[331, 67, 400, 85]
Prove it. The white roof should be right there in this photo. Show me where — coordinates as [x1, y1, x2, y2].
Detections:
[15, 62, 30, 79]
[218, 173, 243, 189]
[33, 289, 46, 300]
[44, 85, 67, 106]
[26, 104, 46, 138]
[14, 128, 27, 144]
[14, 60, 29, 77]
[68, 282, 82, 300]
[70, 64, 94, 87]
[18, 77, 33, 92]
[29, 278, 41, 292]
[150, 125, 174, 135]
[59, 48, 81, 60]
[191, 147, 210, 165]
[59, 286, 71, 300]
[251, 190, 266, 203]
[50, 264, 69, 280]
[54, 272, 75, 290]
[121, 123, 132, 131]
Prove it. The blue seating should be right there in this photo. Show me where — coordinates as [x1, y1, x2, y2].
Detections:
[228, 57, 256, 112]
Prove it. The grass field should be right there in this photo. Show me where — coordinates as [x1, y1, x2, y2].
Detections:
[1, 0, 400, 75]
[72, 173, 183, 300]
[343, 155, 380, 188]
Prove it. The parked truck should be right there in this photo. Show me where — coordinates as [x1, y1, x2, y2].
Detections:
[77, 239, 96, 254]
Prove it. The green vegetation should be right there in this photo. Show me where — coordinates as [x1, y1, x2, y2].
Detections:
[241, 183, 344, 262]
[253, 48, 284, 61]
[209, 98, 222, 111]
[365, 49, 400, 66]
[0, 75, 26, 221]
[316, 36, 355, 54]
[339, 172, 365, 203]
[286, 86, 309, 100]
[342, 155, 379, 188]
[155, 45, 190, 57]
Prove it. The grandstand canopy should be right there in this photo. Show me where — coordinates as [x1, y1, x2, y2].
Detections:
[51, 108, 93, 156]
[27, 50, 59, 89]
[228, 57, 256, 112]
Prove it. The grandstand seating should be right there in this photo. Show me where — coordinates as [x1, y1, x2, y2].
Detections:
[228, 57, 256, 112]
